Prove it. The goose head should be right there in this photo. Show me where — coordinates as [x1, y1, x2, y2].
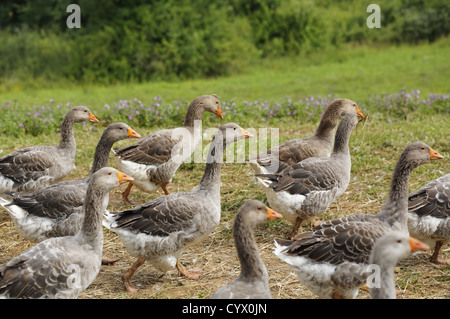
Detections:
[336, 98, 364, 119]
[238, 199, 283, 229]
[195, 94, 223, 119]
[69, 105, 99, 123]
[401, 141, 443, 167]
[90, 167, 133, 191]
[370, 231, 429, 266]
[217, 122, 254, 146]
[103, 122, 141, 141]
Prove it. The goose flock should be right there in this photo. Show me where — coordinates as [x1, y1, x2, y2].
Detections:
[0, 95, 447, 299]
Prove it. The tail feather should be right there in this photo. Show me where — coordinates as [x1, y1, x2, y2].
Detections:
[0, 196, 11, 207]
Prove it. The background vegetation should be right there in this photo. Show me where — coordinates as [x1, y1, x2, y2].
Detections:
[1, 0, 449, 88]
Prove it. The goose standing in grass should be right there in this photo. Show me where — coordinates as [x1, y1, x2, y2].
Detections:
[0, 167, 133, 299]
[210, 200, 282, 299]
[274, 142, 443, 299]
[0, 106, 99, 193]
[407, 173, 449, 264]
[104, 123, 253, 293]
[249, 98, 364, 175]
[113, 94, 223, 205]
[0, 123, 140, 246]
[257, 112, 359, 238]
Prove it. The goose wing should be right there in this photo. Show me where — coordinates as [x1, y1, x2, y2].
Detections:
[114, 129, 182, 166]
[7, 180, 87, 219]
[0, 146, 56, 184]
[408, 174, 450, 219]
[109, 193, 205, 237]
[261, 158, 341, 196]
[278, 213, 390, 265]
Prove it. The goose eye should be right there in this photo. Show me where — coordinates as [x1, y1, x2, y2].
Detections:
[216, 101, 219, 104]
[397, 239, 402, 243]
[421, 147, 425, 150]
[108, 172, 112, 175]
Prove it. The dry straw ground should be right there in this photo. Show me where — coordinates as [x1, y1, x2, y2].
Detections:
[0, 123, 449, 300]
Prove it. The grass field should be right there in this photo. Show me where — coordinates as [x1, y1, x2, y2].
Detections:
[0, 39, 449, 300]
[1, 37, 450, 107]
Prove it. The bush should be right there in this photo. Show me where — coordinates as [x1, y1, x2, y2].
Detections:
[0, 0, 449, 85]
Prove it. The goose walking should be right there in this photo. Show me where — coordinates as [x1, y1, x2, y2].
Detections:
[0, 123, 140, 245]
[0, 106, 99, 193]
[113, 94, 223, 205]
[0, 167, 133, 299]
[408, 173, 449, 264]
[210, 200, 282, 299]
[257, 112, 359, 238]
[104, 123, 253, 292]
[274, 142, 443, 298]
[249, 98, 363, 175]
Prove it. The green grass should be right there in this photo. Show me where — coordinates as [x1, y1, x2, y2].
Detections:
[0, 38, 449, 108]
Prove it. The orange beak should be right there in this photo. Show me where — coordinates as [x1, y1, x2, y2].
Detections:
[127, 127, 141, 138]
[409, 237, 430, 253]
[266, 207, 283, 221]
[89, 112, 99, 123]
[215, 107, 223, 119]
[429, 147, 443, 160]
[241, 128, 254, 139]
[117, 171, 134, 184]
[356, 106, 364, 119]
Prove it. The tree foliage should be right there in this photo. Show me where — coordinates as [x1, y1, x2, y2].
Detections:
[0, 0, 449, 85]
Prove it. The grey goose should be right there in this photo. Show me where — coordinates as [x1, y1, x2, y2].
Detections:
[0, 167, 133, 299]
[104, 123, 253, 293]
[210, 200, 282, 299]
[249, 98, 364, 175]
[0, 106, 99, 193]
[0, 123, 140, 247]
[257, 112, 359, 238]
[113, 94, 223, 205]
[274, 142, 443, 298]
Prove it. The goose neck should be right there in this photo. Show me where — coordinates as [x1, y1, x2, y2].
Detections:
[184, 101, 206, 127]
[58, 114, 76, 151]
[234, 214, 268, 282]
[79, 188, 108, 252]
[198, 137, 225, 192]
[88, 138, 115, 178]
[370, 262, 396, 299]
[377, 158, 416, 229]
[314, 106, 341, 141]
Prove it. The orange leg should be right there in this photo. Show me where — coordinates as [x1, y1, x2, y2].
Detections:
[122, 182, 134, 206]
[101, 255, 120, 266]
[161, 184, 170, 195]
[176, 260, 203, 280]
[288, 217, 303, 239]
[122, 257, 146, 293]
[430, 241, 444, 264]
